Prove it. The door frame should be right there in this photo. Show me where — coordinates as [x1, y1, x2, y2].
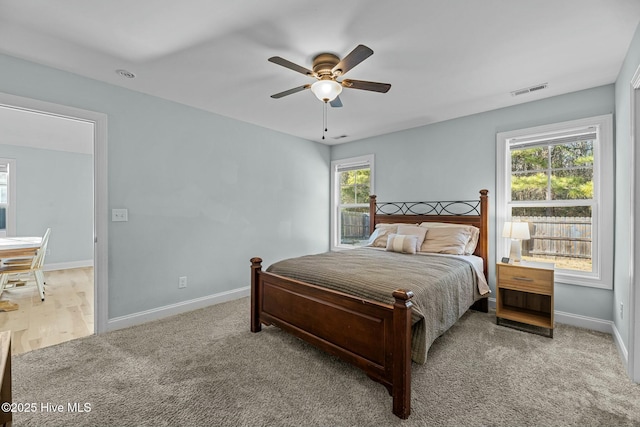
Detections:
[0, 158, 17, 237]
[0, 92, 108, 334]
[630, 65, 640, 382]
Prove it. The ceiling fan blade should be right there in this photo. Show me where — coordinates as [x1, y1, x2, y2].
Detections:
[268, 56, 314, 76]
[342, 79, 391, 93]
[330, 96, 343, 108]
[270, 84, 311, 99]
[332, 45, 373, 76]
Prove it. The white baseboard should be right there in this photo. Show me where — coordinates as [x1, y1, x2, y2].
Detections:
[106, 286, 250, 332]
[554, 310, 613, 334]
[44, 259, 93, 271]
[612, 323, 629, 368]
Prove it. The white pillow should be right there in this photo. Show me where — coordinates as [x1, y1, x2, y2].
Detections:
[368, 223, 418, 248]
[368, 224, 398, 248]
[385, 234, 419, 254]
[418, 226, 473, 255]
[396, 224, 428, 252]
[419, 222, 479, 255]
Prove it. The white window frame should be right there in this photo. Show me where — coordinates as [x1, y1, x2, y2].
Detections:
[496, 114, 613, 289]
[0, 158, 16, 237]
[330, 154, 374, 250]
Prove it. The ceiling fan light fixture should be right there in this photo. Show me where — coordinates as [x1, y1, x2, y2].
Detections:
[311, 79, 342, 102]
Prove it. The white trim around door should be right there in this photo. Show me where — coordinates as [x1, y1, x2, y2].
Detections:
[0, 158, 16, 237]
[630, 65, 640, 383]
[0, 92, 108, 334]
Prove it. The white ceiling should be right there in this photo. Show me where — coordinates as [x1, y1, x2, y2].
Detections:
[0, 105, 94, 154]
[0, 0, 638, 145]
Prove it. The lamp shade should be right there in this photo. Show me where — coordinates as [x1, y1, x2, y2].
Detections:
[502, 222, 513, 238]
[502, 221, 530, 240]
[503, 221, 530, 262]
[311, 79, 342, 102]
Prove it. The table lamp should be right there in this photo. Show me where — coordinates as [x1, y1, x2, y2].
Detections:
[502, 221, 530, 262]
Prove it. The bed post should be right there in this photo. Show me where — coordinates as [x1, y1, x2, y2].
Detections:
[369, 195, 377, 236]
[392, 289, 414, 419]
[250, 257, 263, 333]
[479, 189, 489, 280]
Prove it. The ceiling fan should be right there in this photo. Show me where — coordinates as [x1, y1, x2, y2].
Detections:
[268, 44, 391, 107]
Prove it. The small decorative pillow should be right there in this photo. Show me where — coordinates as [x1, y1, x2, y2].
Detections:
[385, 234, 419, 254]
[397, 224, 428, 252]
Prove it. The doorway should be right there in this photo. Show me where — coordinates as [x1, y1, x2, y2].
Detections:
[0, 92, 108, 349]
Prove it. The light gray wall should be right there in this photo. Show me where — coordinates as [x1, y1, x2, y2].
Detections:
[614, 22, 640, 348]
[331, 84, 615, 321]
[0, 53, 330, 319]
[0, 144, 93, 264]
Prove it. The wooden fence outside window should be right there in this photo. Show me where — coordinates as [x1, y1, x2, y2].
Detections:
[341, 212, 592, 264]
[516, 216, 592, 260]
[341, 211, 370, 244]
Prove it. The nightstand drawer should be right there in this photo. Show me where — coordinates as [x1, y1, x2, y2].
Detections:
[497, 265, 553, 295]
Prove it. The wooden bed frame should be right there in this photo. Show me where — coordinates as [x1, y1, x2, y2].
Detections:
[250, 189, 489, 419]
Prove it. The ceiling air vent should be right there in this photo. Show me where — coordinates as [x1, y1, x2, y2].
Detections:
[116, 69, 136, 79]
[511, 83, 548, 97]
[332, 135, 348, 140]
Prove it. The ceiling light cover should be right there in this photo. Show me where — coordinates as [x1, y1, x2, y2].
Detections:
[311, 80, 342, 102]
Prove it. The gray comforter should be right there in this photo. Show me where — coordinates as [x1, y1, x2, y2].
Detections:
[266, 248, 485, 364]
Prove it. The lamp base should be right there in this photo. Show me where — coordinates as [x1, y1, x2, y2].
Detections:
[509, 239, 523, 262]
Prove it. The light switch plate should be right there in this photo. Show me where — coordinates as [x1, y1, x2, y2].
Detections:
[112, 208, 128, 222]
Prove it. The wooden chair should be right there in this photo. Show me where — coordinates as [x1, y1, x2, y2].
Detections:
[0, 228, 51, 301]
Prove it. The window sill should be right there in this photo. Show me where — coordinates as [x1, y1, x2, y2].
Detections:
[554, 272, 612, 290]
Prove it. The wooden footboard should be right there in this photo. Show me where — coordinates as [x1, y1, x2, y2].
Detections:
[251, 257, 414, 419]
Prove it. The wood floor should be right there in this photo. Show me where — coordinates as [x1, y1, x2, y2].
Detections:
[0, 267, 94, 355]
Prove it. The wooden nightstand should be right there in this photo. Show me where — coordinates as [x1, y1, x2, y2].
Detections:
[496, 261, 555, 337]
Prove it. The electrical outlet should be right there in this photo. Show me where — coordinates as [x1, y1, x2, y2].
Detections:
[178, 276, 187, 289]
[620, 302, 624, 319]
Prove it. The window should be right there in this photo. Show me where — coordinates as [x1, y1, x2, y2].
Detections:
[331, 155, 374, 249]
[0, 159, 15, 238]
[496, 115, 613, 288]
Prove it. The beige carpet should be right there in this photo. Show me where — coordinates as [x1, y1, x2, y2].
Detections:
[11, 297, 640, 426]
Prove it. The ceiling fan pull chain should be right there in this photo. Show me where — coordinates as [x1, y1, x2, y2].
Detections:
[322, 101, 328, 140]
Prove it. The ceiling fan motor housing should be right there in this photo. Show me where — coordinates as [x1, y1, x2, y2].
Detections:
[312, 53, 341, 77]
